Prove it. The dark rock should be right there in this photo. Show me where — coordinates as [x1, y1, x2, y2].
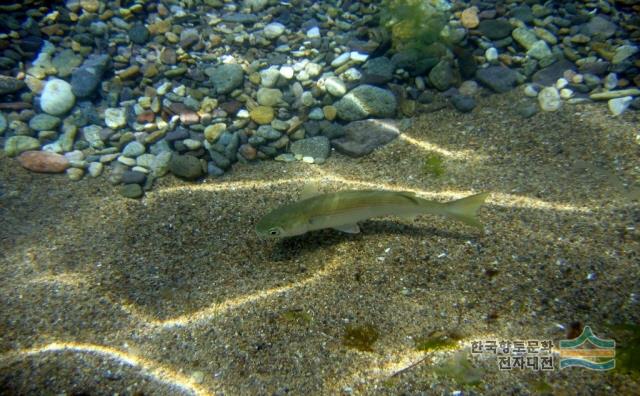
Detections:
[334, 85, 397, 121]
[210, 64, 244, 94]
[581, 16, 617, 40]
[0, 75, 25, 95]
[221, 13, 259, 24]
[532, 59, 576, 86]
[121, 170, 146, 184]
[478, 19, 514, 40]
[120, 184, 144, 199]
[451, 95, 476, 113]
[510, 5, 534, 24]
[165, 128, 190, 142]
[290, 136, 330, 160]
[129, 24, 150, 44]
[71, 54, 110, 98]
[475, 66, 518, 93]
[429, 60, 454, 91]
[453, 47, 477, 80]
[169, 154, 203, 180]
[331, 119, 401, 158]
[362, 57, 395, 85]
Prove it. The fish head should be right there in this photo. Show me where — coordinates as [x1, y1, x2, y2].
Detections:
[255, 205, 308, 238]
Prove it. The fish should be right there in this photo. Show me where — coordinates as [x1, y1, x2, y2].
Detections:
[255, 184, 489, 238]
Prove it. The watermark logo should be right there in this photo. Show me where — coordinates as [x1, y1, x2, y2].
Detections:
[559, 326, 615, 371]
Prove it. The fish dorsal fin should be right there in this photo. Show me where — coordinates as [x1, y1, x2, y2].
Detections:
[300, 182, 321, 200]
[333, 223, 361, 234]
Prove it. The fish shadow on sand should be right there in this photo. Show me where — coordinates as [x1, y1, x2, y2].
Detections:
[269, 219, 474, 261]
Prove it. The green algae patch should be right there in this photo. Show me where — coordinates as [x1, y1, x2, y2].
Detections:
[422, 153, 445, 177]
[342, 323, 379, 352]
[279, 309, 312, 325]
[415, 331, 462, 352]
[610, 324, 640, 377]
[434, 350, 483, 386]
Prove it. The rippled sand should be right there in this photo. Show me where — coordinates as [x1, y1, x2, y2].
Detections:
[1, 91, 638, 395]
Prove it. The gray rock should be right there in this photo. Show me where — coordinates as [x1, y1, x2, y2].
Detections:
[0, 75, 25, 95]
[334, 85, 397, 121]
[121, 170, 146, 184]
[581, 16, 617, 40]
[324, 76, 347, 97]
[290, 136, 330, 160]
[122, 141, 146, 157]
[129, 24, 150, 44]
[450, 95, 476, 113]
[150, 151, 172, 176]
[221, 13, 258, 24]
[29, 114, 61, 131]
[208, 149, 231, 169]
[511, 5, 534, 23]
[532, 59, 576, 86]
[71, 54, 110, 98]
[362, 57, 395, 85]
[0, 113, 7, 134]
[51, 49, 83, 77]
[263, 22, 285, 39]
[475, 66, 518, 93]
[207, 162, 225, 176]
[256, 125, 282, 140]
[120, 183, 144, 199]
[512, 27, 538, 50]
[169, 154, 203, 180]
[527, 40, 552, 60]
[81, 125, 103, 149]
[256, 88, 283, 106]
[210, 64, 244, 94]
[331, 119, 400, 158]
[429, 60, 453, 91]
[58, 123, 77, 152]
[478, 19, 514, 40]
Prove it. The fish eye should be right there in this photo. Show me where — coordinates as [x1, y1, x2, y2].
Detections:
[268, 228, 281, 236]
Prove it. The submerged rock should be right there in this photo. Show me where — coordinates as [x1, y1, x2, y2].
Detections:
[334, 85, 397, 121]
[16, 150, 70, 173]
[331, 119, 401, 158]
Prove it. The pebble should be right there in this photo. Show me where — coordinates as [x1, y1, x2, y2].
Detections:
[121, 170, 146, 184]
[204, 123, 226, 142]
[210, 64, 244, 94]
[590, 88, 640, 100]
[257, 88, 283, 107]
[0, 75, 25, 95]
[538, 87, 561, 111]
[4, 136, 40, 157]
[279, 66, 294, 80]
[264, 22, 285, 39]
[475, 66, 518, 93]
[306, 27, 320, 39]
[29, 114, 60, 131]
[88, 161, 103, 177]
[104, 108, 127, 129]
[608, 96, 632, 116]
[451, 95, 476, 113]
[460, 7, 479, 29]
[250, 106, 274, 125]
[66, 167, 84, 181]
[17, 150, 70, 173]
[120, 183, 144, 199]
[40, 78, 75, 116]
[122, 141, 146, 157]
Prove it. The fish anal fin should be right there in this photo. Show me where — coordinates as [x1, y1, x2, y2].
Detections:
[333, 223, 361, 234]
[300, 182, 321, 200]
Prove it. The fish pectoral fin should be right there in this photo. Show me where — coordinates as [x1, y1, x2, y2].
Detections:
[332, 223, 361, 234]
[300, 182, 321, 200]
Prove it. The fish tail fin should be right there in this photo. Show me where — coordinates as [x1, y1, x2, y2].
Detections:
[443, 192, 489, 228]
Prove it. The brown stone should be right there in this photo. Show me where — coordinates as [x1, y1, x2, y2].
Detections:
[17, 150, 70, 173]
[238, 144, 257, 160]
[460, 7, 479, 29]
[179, 111, 200, 125]
[137, 111, 156, 123]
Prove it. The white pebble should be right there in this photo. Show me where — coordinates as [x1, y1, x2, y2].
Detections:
[555, 78, 568, 89]
[237, 109, 250, 118]
[88, 162, 103, 177]
[341, 67, 362, 82]
[538, 86, 561, 111]
[559, 88, 574, 99]
[302, 156, 315, 163]
[604, 73, 618, 90]
[279, 65, 294, 79]
[523, 84, 539, 97]
[306, 26, 320, 39]
[263, 22, 285, 39]
[608, 96, 632, 116]
[331, 52, 350, 68]
[350, 51, 368, 62]
[485, 47, 498, 62]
